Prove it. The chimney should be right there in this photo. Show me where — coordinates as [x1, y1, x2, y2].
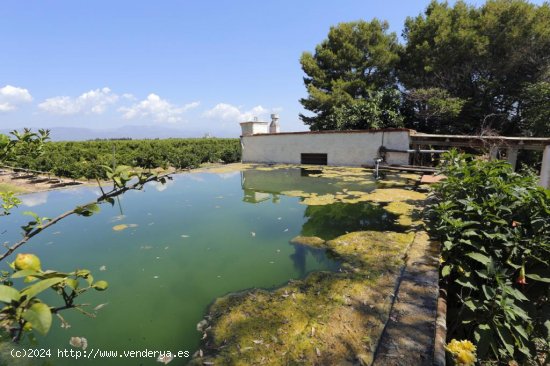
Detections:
[269, 114, 280, 133]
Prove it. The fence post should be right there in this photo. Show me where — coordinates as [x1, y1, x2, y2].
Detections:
[540, 145, 550, 189]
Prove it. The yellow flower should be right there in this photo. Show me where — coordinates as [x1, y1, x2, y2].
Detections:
[460, 340, 476, 352]
[456, 349, 476, 365]
[446, 339, 477, 366]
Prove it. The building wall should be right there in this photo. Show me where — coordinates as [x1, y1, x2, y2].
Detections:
[240, 122, 269, 136]
[241, 130, 410, 167]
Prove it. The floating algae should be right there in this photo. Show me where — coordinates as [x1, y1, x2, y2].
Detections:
[112, 224, 138, 231]
[290, 235, 325, 248]
[189, 229, 417, 366]
[281, 187, 426, 207]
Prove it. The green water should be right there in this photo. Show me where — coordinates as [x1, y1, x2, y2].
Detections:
[0, 167, 402, 365]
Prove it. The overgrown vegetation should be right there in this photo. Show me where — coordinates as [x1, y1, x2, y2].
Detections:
[8, 137, 241, 180]
[428, 151, 550, 365]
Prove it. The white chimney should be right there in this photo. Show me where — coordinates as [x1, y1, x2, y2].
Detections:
[269, 114, 280, 133]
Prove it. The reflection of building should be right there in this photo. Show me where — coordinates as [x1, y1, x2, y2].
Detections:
[242, 189, 271, 204]
[240, 168, 354, 203]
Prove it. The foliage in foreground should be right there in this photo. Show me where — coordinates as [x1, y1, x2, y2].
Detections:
[428, 151, 550, 364]
[0, 130, 169, 342]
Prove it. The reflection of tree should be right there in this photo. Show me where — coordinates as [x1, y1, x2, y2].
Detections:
[301, 202, 401, 240]
[290, 245, 306, 276]
[289, 244, 338, 277]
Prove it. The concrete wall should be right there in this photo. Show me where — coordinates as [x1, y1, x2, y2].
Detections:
[240, 122, 269, 136]
[241, 130, 410, 167]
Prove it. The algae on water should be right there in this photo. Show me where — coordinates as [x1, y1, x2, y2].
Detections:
[187, 165, 426, 365]
[190, 230, 417, 365]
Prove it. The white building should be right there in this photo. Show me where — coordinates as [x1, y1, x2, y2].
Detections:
[240, 114, 409, 167]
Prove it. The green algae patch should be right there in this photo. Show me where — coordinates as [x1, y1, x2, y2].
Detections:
[365, 188, 427, 202]
[384, 201, 415, 226]
[189, 230, 416, 365]
[290, 235, 325, 248]
[112, 223, 138, 231]
[281, 187, 426, 207]
[112, 224, 128, 231]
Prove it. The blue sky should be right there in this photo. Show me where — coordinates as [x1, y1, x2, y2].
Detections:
[0, 0, 545, 137]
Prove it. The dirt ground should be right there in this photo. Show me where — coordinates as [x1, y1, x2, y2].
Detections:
[0, 169, 90, 194]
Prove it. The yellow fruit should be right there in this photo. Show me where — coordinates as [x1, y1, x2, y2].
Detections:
[14, 253, 41, 271]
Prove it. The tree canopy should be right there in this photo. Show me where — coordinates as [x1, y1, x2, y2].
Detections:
[300, 0, 550, 136]
[299, 19, 402, 130]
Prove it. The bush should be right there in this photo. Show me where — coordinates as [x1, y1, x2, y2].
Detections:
[10, 138, 241, 179]
[428, 150, 550, 364]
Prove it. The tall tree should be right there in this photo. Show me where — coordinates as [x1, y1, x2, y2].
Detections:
[299, 20, 402, 130]
[399, 0, 550, 135]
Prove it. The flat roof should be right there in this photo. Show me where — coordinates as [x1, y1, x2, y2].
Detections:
[241, 128, 412, 137]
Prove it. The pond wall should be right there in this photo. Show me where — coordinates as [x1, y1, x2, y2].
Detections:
[241, 129, 410, 167]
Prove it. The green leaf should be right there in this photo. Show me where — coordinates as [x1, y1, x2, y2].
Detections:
[464, 299, 477, 311]
[21, 277, 64, 301]
[441, 265, 452, 277]
[23, 211, 39, 221]
[74, 204, 100, 217]
[85, 274, 94, 286]
[455, 278, 478, 290]
[474, 324, 493, 358]
[506, 287, 528, 302]
[11, 269, 41, 279]
[0, 285, 21, 303]
[481, 285, 495, 300]
[495, 323, 515, 357]
[514, 324, 529, 341]
[525, 273, 550, 283]
[466, 252, 491, 266]
[22, 302, 52, 335]
[462, 230, 479, 237]
[65, 278, 78, 290]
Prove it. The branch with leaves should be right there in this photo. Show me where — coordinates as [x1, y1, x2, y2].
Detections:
[0, 129, 172, 342]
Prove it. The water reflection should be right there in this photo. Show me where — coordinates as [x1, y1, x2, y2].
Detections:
[301, 202, 402, 240]
[289, 244, 338, 277]
[240, 168, 376, 196]
[20, 191, 49, 207]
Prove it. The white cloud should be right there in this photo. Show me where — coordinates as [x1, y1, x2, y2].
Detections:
[38, 87, 118, 115]
[21, 192, 49, 207]
[202, 103, 270, 122]
[0, 85, 33, 112]
[119, 94, 199, 123]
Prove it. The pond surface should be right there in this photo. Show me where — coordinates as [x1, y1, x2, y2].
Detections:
[0, 165, 413, 365]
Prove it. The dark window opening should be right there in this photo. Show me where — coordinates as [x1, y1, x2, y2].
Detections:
[301, 153, 327, 165]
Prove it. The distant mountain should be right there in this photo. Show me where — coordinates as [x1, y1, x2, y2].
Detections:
[1, 125, 233, 141]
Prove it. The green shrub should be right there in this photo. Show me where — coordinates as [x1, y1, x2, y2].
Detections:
[428, 150, 550, 364]
[10, 138, 241, 179]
